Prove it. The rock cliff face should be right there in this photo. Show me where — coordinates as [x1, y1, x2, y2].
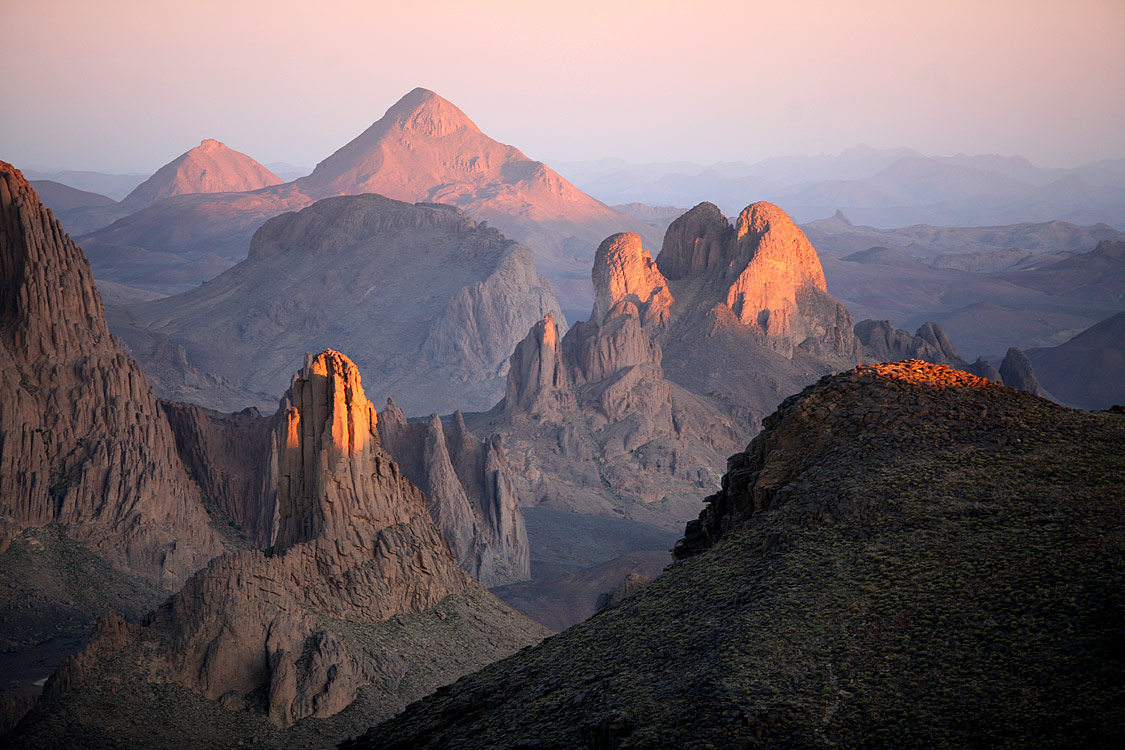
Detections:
[470, 202, 863, 530]
[657, 201, 856, 358]
[20, 351, 547, 741]
[159, 401, 277, 548]
[0, 161, 223, 586]
[119, 194, 564, 414]
[377, 399, 530, 587]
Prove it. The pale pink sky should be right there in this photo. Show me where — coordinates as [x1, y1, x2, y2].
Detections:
[3, 0, 1123, 172]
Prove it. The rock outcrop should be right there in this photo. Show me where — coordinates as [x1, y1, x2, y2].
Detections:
[591, 232, 673, 327]
[855, 319, 964, 365]
[0, 161, 223, 585]
[17, 351, 547, 742]
[377, 399, 530, 586]
[657, 201, 857, 358]
[594, 571, 652, 613]
[998, 347, 1049, 398]
[118, 194, 564, 414]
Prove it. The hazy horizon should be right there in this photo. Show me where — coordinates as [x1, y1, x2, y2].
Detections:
[3, 0, 1123, 174]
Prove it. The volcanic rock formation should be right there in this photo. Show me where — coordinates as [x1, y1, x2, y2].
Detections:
[0, 161, 222, 585]
[377, 400, 530, 586]
[115, 194, 564, 414]
[347, 361, 1125, 748]
[11, 351, 547, 745]
[998, 347, 1050, 397]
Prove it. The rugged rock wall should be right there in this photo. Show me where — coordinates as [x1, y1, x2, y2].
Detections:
[657, 201, 857, 358]
[0, 161, 222, 587]
[44, 350, 476, 729]
[159, 400, 277, 547]
[377, 399, 530, 586]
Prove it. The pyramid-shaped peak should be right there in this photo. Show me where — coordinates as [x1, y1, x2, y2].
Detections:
[123, 139, 281, 206]
[382, 87, 483, 137]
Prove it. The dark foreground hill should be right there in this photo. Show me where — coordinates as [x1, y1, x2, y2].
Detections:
[346, 361, 1125, 749]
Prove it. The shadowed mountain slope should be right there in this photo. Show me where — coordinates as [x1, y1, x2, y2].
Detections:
[1028, 310, 1125, 409]
[114, 194, 563, 415]
[347, 361, 1125, 749]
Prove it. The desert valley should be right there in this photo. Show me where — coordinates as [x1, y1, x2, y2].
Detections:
[2, 2, 1123, 747]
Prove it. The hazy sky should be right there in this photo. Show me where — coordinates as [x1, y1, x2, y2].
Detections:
[3, 0, 1123, 173]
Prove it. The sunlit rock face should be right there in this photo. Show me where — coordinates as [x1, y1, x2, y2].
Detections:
[591, 232, 673, 328]
[123, 138, 282, 208]
[0, 161, 222, 588]
[657, 201, 857, 358]
[84, 350, 472, 727]
[378, 400, 531, 587]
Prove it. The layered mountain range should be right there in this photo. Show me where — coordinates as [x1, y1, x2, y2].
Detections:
[555, 146, 1125, 228]
[348, 361, 1125, 748]
[109, 194, 564, 414]
[61, 89, 657, 310]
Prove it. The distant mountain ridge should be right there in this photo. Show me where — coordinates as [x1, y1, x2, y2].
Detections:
[553, 147, 1125, 228]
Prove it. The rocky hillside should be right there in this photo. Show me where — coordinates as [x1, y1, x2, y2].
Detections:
[7, 351, 548, 747]
[467, 201, 863, 534]
[113, 194, 563, 414]
[347, 361, 1125, 748]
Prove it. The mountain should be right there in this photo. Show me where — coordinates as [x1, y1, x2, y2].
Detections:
[1028, 311, 1125, 409]
[74, 89, 659, 310]
[346, 361, 1125, 748]
[8, 351, 549, 747]
[27, 180, 115, 211]
[0, 162, 224, 729]
[123, 139, 282, 207]
[112, 193, 564, 415]
[465, 201, 860, 538]
[52, 140, 283, 237]
[21, 169, 148, 201]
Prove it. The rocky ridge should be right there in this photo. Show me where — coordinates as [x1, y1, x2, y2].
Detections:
[346, 360, 1125, 748]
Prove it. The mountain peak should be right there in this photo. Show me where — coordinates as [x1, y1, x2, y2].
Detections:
[383, 87, 482, 137]
[123, 139, 281, 207]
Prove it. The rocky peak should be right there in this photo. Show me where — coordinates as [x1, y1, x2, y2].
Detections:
[999, 347, 1049, 398]
[655, 200, 854, 357]
[591, 232, 673, 327]
[502, 314, 575, 419]
[273, 350, 407, 553]
[123, 140, 281, 208]
[656, 201, 733, 280]
[855, 319, 964, 367]
[0, 162, 222, 586]
[382, 87, 484, 138]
